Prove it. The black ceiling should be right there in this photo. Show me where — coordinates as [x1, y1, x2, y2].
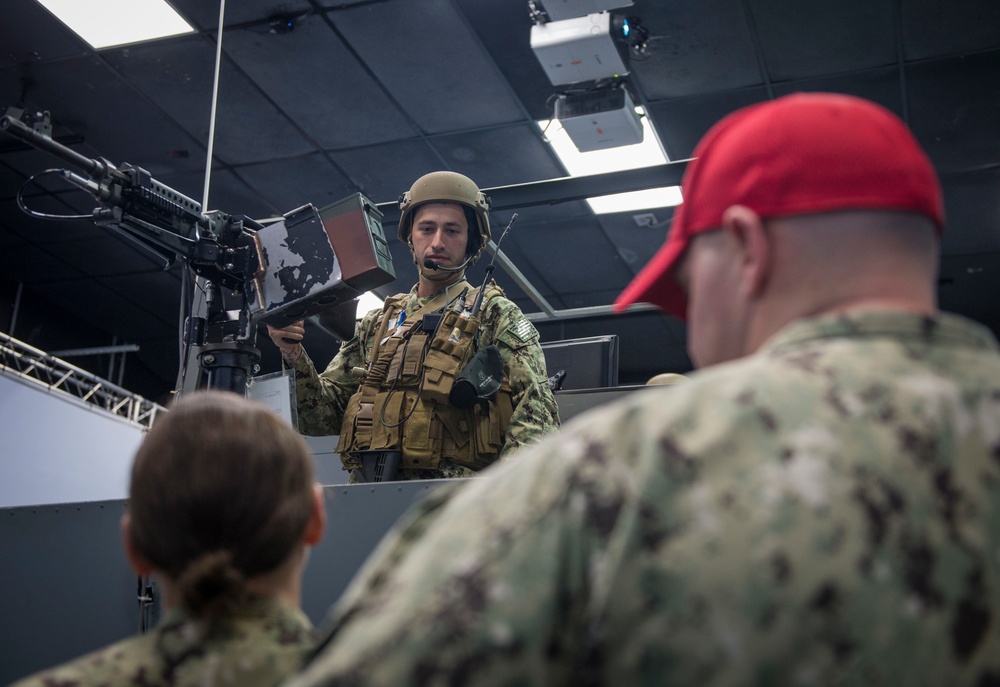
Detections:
[2, 0, 999, 404]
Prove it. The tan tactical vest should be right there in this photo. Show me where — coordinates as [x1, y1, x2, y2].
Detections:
[338, 281, 514, 472]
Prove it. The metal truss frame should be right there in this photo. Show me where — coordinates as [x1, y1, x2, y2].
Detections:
[0, 331, 163, 429]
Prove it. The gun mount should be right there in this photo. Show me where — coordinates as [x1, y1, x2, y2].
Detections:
[1, 107, 395, 394]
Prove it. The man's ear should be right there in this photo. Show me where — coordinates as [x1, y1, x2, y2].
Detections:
[121, 513, 154, 576]
[722, 204, 771, 300]
[304, 483, 326, 547]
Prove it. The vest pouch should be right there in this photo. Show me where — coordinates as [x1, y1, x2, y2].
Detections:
[472, 401, 500, 461]
[400, 395, 442, 469]
[422, 310, 480, 404]
[337, 390, 371, 468]
[438, 407, 472, 463]
[462, 382, 515, 471]
[369, 390, 405, 451]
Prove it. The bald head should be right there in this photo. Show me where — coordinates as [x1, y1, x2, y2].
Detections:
[678, 207, 940, 369]
[762, 209, 939, 312]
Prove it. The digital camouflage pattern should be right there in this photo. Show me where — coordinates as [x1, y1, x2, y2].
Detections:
[285, 310, 1000, 686]
[12, 598, 313, 687]
[290, 281, 559, 479]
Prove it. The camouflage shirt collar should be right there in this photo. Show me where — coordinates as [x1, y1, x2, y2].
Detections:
[405, 281, 470, 314]
[760, 309, 1000, 356]
[160, 596, 312, 631]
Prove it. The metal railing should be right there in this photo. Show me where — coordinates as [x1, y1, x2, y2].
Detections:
[0, 332, 163, 429]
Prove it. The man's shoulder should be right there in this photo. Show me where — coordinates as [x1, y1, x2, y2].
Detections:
[476, 285, 539, 348]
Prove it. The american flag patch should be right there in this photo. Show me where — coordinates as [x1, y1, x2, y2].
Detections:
[510, 316, 535, 343]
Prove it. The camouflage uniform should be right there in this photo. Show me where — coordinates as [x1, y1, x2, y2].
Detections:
[289, 281, 559, 479]
[286, 310, 1000, 686]
[12, 598, 313, 687]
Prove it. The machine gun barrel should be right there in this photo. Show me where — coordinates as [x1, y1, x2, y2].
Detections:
[0, 112, 111, 180]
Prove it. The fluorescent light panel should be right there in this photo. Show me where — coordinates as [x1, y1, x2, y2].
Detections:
[37, 0, 195, 50]
[538, 107, 683, 214]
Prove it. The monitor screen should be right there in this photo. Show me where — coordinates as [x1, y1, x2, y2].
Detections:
[541, 335, 619, 390]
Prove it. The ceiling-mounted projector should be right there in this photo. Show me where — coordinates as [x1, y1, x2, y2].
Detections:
[555, 88, 643, 152]
[530, 0, 633, 22]
[530, 12, 630, 87]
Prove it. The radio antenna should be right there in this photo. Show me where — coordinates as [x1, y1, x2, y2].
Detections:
[469, 213, 517, 317]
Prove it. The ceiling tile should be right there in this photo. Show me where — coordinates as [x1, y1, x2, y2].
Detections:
[329, 138, 442, 204]
[429, 123, 565, 187]
[906, 50, 1000, 174]
[750, 0, 896, 81]
[223, 21, 416, 150]
[102, 35, 316, 166]
[629, 0, 762, 100]
[0, 0, 89, 67]
[452, 0, 555, 121]
[519, 216, 634, 293]
[30, 277, 175, 337]
[939, 169, 1000, 255]
[771, 69, 902, 116]
[902, 0, 1000, 61]
[332, 0, 525, 133]
[3, 56, 207, 176]
[0, 239, 86, 284]
[599, 207, 677, 278]
[235, 152, 355, 213]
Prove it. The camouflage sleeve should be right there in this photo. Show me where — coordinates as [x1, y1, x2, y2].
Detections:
[291, 308, 378, 436]
[478, 294, 560, 456]
[284, 439, 595, 687]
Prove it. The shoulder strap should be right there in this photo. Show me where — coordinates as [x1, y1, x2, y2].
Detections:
[467, 279, 505, 315]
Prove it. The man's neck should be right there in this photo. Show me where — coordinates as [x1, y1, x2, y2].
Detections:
[417, 273, 465, 298]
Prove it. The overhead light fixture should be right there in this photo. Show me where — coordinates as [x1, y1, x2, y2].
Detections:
[35, 0, 196, 50]
[538, 106, 683, 214]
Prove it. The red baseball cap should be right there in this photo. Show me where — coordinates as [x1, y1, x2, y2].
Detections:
[614, 93, 944, 319]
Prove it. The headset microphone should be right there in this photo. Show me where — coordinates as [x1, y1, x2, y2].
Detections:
[423, 255, 473, 272]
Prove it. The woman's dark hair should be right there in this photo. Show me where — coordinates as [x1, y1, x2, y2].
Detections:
[127, 390, 315, 621]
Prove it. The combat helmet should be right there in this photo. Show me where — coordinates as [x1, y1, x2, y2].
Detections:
[398, 171, 491, 265]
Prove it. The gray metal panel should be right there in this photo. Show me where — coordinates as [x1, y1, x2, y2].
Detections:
[555, 385, 650, 420]
[0, 374, 145, 508]
[0, 500, 137, 685]
[301, 480, 452, 626]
